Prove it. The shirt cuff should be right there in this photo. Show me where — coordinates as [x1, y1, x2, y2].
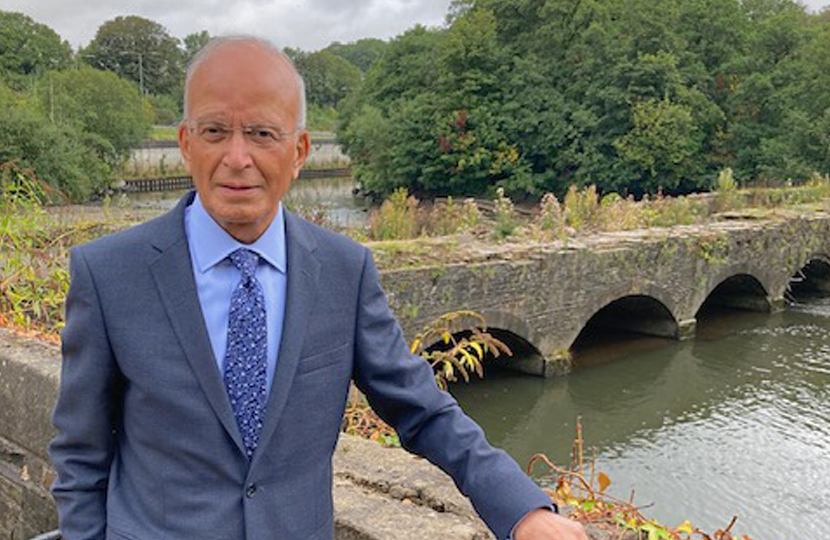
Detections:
[507, 504, 558, 540]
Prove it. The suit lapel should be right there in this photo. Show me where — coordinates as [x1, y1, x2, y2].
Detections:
[148, 193, 247, 456]
[250, 212, 320, 470]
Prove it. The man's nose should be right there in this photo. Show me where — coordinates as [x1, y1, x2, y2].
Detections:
[221, 129, 254, 170]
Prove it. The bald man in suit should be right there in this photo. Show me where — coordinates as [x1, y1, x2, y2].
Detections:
[49, 36, 587, 540]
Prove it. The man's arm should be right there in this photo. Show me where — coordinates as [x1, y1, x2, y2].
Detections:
[351, 249, 586, 540]
[50, 248, 121, 540]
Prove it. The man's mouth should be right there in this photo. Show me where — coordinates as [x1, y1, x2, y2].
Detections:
[220, 183, 258, 192]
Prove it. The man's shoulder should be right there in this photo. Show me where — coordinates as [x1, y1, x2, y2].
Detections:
[74, 208, 181, 263]
[287, 211, 368, 264]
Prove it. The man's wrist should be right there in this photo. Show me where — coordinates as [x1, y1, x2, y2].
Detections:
[508, 504, 558, 540]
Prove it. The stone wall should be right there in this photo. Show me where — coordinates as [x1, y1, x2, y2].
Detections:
[380, 214, 830, 375]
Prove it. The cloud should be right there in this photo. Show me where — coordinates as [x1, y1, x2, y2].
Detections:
[4, 0, 452, 51]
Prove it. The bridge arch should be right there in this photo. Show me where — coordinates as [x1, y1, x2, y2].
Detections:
[569, 293, 679, 356]
[694, 265, 772, 316]
[789, 254, 830, 297]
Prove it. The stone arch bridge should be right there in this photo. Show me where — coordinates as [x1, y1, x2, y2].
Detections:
[378, 214, 830, 376]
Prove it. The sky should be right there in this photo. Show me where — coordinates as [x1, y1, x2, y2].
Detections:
[4, 0, 454, 52]
[4, 0, 829, 52]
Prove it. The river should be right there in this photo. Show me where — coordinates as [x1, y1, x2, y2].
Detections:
[451, 298, 830, 539]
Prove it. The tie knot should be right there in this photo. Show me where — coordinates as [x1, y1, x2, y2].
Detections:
[229, 248, 259, 279]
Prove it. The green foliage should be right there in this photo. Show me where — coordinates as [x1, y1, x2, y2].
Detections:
[564, 185, 599, 230]
[149, 124, 178, 141]
[368, 188, 419, 240]
[0, 11, 72, 88]
[148, 93, 181, 125]
[428, 196, 481, 236]
[493, 187, 518, 238]
[0, 82, 110, 200]
[306, 103, 339, 132]
[613, 99, 703, 194]
[366, 189, 482, 241]
[83, 15, 183, 96]
[34, 67, 153, 164]
[294, 49, 362, 109]
[325, 38, 387, 73]
[410, 311, 512, 391]
[340, 0, 830, 198]
[536, 193, 566, 236]
[0, 163, 66, 333]
[714, 167, 742, 211]
[182, 30, 210, 65]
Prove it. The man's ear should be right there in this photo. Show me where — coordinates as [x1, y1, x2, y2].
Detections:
[291, 130, 311, 179]
[178, 122, 193, 174]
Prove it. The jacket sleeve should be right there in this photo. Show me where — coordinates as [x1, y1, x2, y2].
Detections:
[50, 247, 121, 540]
[351, 249, 552, 540]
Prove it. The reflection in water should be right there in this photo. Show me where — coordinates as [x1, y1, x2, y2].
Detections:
[452, 303, 830, 538]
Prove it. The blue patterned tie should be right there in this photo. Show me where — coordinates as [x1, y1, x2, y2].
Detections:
[223, 248, 268, 459]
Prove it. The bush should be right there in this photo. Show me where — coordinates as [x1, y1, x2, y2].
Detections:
[564, 185, 599, 231]
[35, 67, 153, 164]
[149, 93, 181, 125]
[0, 83, 110, 200]
[368, 187, 419, 240]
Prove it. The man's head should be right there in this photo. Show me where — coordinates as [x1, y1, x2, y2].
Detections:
[178, 36, 310, 243]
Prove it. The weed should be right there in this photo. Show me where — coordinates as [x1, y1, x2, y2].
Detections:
[493, 187, 518, 239]
[368, 187, 419, 240]
[564, 185, 599, 231]
[715, 168, 742, 212]
[536, 193, 566, 237]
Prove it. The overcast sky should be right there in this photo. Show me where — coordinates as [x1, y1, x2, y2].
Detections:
[5, 0, 830, 52]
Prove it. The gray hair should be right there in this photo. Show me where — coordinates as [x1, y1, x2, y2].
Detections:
[183, 35, 307, 129]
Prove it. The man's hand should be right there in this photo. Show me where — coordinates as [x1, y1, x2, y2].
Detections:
[513, 508, 589, 540]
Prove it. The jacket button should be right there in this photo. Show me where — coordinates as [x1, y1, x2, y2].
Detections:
[246, 484, 257, 498]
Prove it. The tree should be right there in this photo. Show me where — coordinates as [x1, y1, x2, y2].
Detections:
[0, 82, 109, 200]
[340, 0, 830, 198]
[614, 99, 703, 193]
[0, 11, 72, 87]
[83, 15, 183, 96]
[326, 38, 387, 73]
[294, 50, 362, 109]
[35, 67, 153, 165]
[183, 30, 211, 66]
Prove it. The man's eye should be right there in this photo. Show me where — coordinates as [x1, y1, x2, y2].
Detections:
[250, 128, 278, 140]
[200, 125, 228, 139]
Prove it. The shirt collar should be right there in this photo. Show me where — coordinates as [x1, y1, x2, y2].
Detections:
[188, 194, 287, 274]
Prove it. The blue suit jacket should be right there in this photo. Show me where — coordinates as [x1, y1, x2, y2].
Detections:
[50, 192, 550, 540]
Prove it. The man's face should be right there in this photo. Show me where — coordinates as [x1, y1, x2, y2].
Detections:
[178, 43, 309, 243]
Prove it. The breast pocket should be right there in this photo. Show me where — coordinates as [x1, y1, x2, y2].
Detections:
[295, 342, 351, 376]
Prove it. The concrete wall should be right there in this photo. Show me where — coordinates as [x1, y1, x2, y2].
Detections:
[128, 140, 349, 172]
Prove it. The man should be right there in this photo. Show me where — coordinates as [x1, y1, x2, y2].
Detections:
[50, 36, 587, 540]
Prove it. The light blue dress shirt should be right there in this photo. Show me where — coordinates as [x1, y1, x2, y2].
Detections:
[184, 194, 287, 395]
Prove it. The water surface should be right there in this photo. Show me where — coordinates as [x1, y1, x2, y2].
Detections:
[452, 301, 830, 539]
